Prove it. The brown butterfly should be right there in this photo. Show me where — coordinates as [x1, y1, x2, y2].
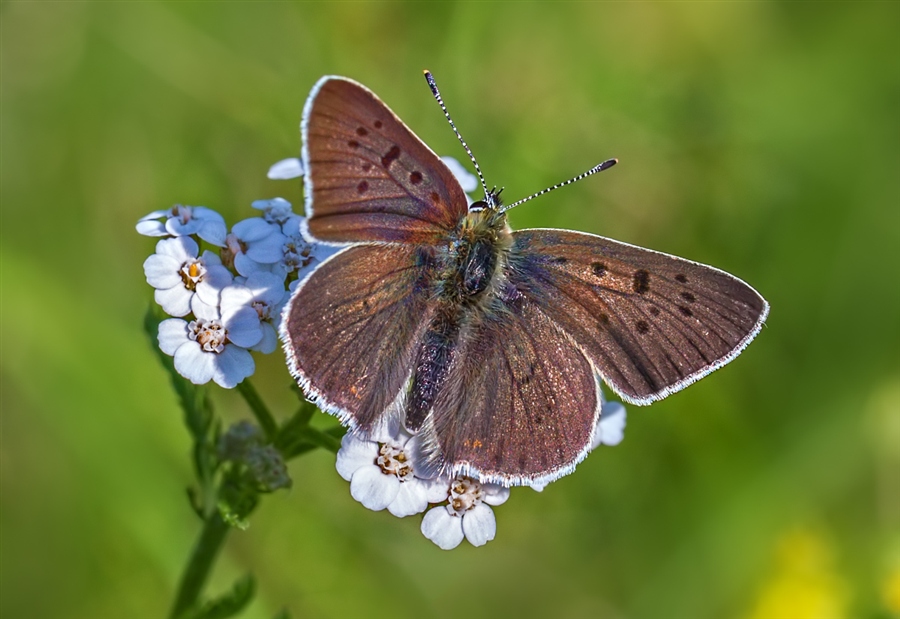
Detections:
[281, 72, 769, 487]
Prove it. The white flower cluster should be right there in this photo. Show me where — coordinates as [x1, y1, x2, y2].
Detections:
[337, 395, 627, 550]
[138, 160, 335, 388]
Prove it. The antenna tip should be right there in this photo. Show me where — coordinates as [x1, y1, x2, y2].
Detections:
[598, 158, 618, 171]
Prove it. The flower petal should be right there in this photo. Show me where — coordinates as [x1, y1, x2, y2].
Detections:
[593, 402, 627, 448]
[440, 156, 479, 193]
[157, 319, 188, 355]
[251, 323, 278, 354]
[482, 484, 510, 506]
[224, 306, 263, 348]
[462, 504, 497, 547]
[198, 219, 227, 246]
[211, 345, 255, 388]
[387, 480, 431, 518]
[350, 466, 399, 511]
[156, 236, 199, 261]
[143, 253, 182, 289]
[268, 158, 304, 179]
[232, 218, 279, 243]
[154, 285, 192, 317]
[135, 220, 168, 237]
[335, 433, 378, 481]
[421, 507, 464, 550]
[174, 342, 216, 385]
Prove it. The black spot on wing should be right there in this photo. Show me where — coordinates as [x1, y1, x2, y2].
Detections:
[381, 145, 401, 169]
[633, 270, 650, 294]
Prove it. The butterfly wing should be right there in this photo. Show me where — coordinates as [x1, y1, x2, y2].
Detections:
[507, 228, 769, 405]
[302, 76, 469, 244]
[420, 294, 601, 486]
[281, 243, 439, 430]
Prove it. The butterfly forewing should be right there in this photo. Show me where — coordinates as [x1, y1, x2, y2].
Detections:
[302, 77, 468, 244]
[508, 229, 769, 404]
[282, 244, 439, 430]
[421, 295, 600, 485]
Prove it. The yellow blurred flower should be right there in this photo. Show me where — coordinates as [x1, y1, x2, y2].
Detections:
[746, 528, 848, 619]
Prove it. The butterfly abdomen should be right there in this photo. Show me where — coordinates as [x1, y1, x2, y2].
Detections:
[406, 305, 461, 432]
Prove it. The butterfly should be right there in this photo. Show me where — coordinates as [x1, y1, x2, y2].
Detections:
[281, 72, 769, 487]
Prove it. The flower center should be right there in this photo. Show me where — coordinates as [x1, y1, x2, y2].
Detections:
[281, 238, 313, 273]
[376, 443, 413, 481]
[188, 318, 226, 353]
[263, 203, 293, 225]
[180, 258, 207, 291]
[251, 300, 271, 321]
[220, 233, 247, 270]
[448, 476, 484, 515]
[169, 204, 193, 225]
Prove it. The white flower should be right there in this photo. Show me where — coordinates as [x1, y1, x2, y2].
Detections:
[441, 156, 479, 194]
[336, 422, 446, 518]
[136, 204, 227, 246]
[272, 226, 338, 282]
[267, 158, 304, 180]
[219, 272, 288, 354]
[157, 299, 261, 388]
[143, 237, 233, 317]
[592, 401, 627, 448]
[421, 476, 510, 550]
[252, 197, 304, 232]
[221, 218, 287, 277]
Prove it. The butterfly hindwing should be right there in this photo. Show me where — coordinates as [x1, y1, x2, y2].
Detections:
[302, 77, 469, 245]
[508, 228, 769, 405]
[421, 293, 601, 485]
[282, 243, 439, 430]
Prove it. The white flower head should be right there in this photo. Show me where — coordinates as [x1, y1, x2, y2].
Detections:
[221, 217, 287, 277]
[252, 197, 303, 231]
[143, 236, 233, 317]
[220, 272, 289, 354]
[157, 299, 261, 388]
[273, 226, 338, 282]
[421, 476, 510, 550]
[336, 420, 446, 518]
[267, 157, 304, 180]
[136, 204, 227, 246]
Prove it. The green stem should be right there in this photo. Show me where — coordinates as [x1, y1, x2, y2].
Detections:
[168, 511, 231, 619]
[236, 380, 278, 440]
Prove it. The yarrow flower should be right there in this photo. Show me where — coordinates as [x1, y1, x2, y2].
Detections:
[157, 296, 260, 388]
[136, 204, 227, 246]
[143, 237, 233, 317]
[421, 476, 510, 550]
[220, 272, 289, 354]
[335, 420, 447, 518]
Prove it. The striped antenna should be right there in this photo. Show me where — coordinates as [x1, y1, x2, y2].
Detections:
[499, 158, 618, 214]
[423, 70, 492, 205]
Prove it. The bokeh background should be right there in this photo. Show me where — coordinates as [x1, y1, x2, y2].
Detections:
[2, 2, 898, 618]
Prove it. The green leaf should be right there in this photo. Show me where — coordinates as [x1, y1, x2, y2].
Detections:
[271, 608, 292, 619]
[178, 574, 256, 619]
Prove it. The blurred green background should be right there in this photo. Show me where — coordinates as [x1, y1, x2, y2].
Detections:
[2, 2, 898, 618]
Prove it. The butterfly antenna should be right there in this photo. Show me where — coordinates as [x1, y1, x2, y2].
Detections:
[423, 70, 492, 205]
[498, 158, 618, 214]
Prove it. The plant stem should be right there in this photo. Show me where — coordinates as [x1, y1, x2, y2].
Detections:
[236, 380, 278, 439]
[168, 511, 231, 619]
